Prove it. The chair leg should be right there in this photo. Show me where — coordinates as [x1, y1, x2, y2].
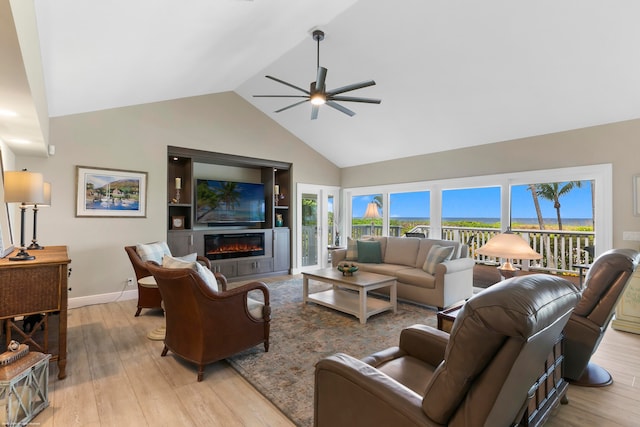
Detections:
[197, 365, 204, 382]
[264, 339, 270, 352]
[161, 345, 169, 357]
[135, 307, 142, 317]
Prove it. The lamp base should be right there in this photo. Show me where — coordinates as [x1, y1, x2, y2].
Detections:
[9, 248, 36, 261]
[27, 241, 44, 250]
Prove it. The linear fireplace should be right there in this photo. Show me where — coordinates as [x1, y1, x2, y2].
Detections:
[204, 233, 266, 260]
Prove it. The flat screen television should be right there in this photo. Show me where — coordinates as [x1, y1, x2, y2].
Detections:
[195, 179, 266, 224]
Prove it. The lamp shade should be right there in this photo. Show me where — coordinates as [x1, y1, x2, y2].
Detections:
[41, 182, 51, 207]
[3, 171, 44, 204]
[363, 202, 381, 219]
[476, 232, 542, 260]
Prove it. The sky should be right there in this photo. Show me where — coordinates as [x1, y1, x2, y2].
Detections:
[352, 181, 593, 219]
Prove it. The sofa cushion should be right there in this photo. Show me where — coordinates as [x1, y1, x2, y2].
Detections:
[384, 237, 420, 267]
[422, 245, 455, 274]
[357, 240, 383, 263]
[395, 268, 437, 289]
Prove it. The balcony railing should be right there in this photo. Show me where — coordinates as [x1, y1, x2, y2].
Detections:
[350, 224, 595, 275]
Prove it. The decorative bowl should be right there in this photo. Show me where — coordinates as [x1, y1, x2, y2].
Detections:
[337, 264, 359, 276]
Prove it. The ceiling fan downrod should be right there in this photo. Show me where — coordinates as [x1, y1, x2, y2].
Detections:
[313, 30, 324, 71]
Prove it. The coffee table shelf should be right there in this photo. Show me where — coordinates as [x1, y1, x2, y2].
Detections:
[302, 268, 397, 324]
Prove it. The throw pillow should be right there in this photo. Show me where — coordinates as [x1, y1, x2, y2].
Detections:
[136, 241, 172, 264]
[161, 255, 219, 292]
[346, 237, 358, 261]
[357, 240, 383, 263]
[422, 245, 455, 274]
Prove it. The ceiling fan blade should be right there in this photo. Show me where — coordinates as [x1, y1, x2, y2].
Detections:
[315, 67, 327, 92]
[327, 80, 376, 96]
[326, 101, 356, 117]
[329, 96, 382, 104]
[265, 75, 310, 94]
[274, 99, 309, 113]
[253, 95, 308, 98]
[311, 105, 320, 120]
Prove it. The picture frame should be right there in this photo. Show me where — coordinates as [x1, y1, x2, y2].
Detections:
[0, 149, 15, 257]
[171, 215, 185, 230]
[76, 166, 147, 218]
[634, 174, 640, 217]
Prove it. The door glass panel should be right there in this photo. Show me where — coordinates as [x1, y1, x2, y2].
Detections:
[301, 193, 318, 267]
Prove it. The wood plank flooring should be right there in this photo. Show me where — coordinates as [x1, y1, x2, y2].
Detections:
[31, 274, 640, 426]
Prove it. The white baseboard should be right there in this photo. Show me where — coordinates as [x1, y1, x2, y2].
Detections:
[69, 289, 138, 310]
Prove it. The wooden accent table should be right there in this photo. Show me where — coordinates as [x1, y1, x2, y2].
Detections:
[302, 268, 397, 324]
[437, 304, 464, 333]
[0, 246, 71, 379]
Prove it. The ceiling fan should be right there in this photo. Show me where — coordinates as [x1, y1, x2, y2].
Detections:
[253, 30, 381, 120]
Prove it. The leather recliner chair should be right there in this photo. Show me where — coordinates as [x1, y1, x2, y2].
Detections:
[563, 248, 640, 386]
[314, 274, 580, 427]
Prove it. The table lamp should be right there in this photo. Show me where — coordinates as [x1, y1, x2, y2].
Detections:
[28, 182, 51, 250]
[363, 202, 381, 235]
[475, 230, 541, 278]
[3, 170, 44, 261]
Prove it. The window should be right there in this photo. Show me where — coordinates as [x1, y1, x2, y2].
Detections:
[351, 194, 382, 238]
[389, 191, 429, 237]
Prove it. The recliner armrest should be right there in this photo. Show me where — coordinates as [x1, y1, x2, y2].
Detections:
[399, 324, 449, 366]
[315, 353, 431, 427]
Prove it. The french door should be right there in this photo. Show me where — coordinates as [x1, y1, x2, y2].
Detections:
[297, 184, 340, 272]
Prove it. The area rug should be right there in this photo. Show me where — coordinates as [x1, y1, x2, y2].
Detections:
[226, 278, 437, 427]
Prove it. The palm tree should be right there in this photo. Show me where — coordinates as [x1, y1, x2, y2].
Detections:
[527, 184, 545, 230]
[535, 181, 583, 230]
[218, 181, 240, 212]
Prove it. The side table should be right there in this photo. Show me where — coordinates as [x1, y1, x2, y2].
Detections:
[437, 304, 464, 333]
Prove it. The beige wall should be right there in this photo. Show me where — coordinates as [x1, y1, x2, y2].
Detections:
[341, 118, 640, 251]
[17, 91, 339, 300]
[12, 92, 640, 301]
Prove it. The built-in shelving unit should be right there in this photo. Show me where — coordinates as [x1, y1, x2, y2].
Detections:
[166, 146, 292, 280]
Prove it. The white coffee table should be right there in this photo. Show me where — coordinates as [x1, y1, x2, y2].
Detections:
[302, 268, 397, 324]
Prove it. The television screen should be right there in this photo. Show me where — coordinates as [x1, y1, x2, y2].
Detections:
[195, 179, 266, 224]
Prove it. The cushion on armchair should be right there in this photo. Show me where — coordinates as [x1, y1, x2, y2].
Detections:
[162, 255, 218, 292]
[136, 241, 172, 263]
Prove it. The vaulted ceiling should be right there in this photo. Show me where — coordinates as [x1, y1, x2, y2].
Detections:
[3, 1, 640, 167]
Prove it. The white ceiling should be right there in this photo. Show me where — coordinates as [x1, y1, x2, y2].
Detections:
[4, 1, 640, 167]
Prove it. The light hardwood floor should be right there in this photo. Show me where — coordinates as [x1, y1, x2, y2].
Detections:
[32, 275, 640, 426]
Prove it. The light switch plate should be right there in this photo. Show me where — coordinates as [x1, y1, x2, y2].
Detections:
[622, 231, 640, 241]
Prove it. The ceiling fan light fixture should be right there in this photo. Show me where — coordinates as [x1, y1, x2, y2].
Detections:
[310, 93, 326, 105]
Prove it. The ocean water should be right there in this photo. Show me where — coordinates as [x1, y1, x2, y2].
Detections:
[391, 217, 593, 227]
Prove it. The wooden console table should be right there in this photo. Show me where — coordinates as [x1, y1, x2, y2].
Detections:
[0, 246, 71, 379]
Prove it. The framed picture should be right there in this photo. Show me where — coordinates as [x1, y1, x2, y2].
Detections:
[76, 166, 147, 218]
[0, 149, 14, 257]
[171, 215, 185, 230]
[634, 174, 640, 217]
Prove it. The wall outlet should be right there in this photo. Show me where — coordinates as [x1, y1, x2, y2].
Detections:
[127, 277, 135, 286]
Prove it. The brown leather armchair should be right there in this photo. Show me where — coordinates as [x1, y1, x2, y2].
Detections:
[563, 248, 640, 386]
[314, 274, 580, 427]
[146, 261, 270, 382]
[124, 245, 211, 316]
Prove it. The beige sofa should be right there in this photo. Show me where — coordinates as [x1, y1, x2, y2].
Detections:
[331, 236, 475, 309]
